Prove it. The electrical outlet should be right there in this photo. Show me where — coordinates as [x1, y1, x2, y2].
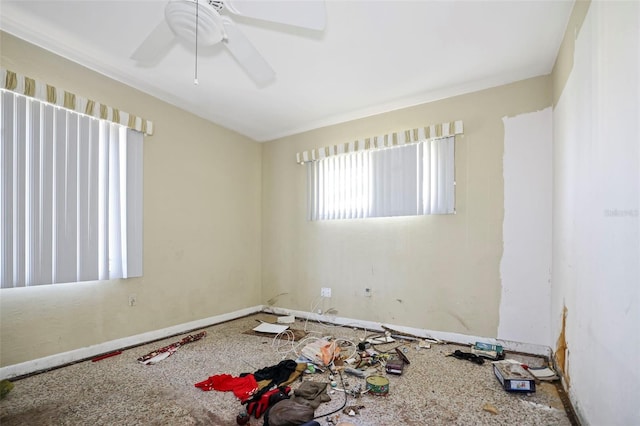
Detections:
[364, 288, 372, 297]
[321, 287, 332, 298]
[128, 294, 137, 307]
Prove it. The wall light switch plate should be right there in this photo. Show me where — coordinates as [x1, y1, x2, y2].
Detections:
[321, 287, 332, 297]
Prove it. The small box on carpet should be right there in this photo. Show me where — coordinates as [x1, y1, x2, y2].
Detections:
[493, 361, 536, 392]
[471, 342, 504, 360]
[385, 347, 410, 375]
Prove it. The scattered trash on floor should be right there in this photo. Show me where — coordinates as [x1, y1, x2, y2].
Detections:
[333, 385, 366, 398]
[343, 404, 365, 415]
[344, 367, 366, 378]
[417, 339, 431, 350]
[482, 403, 499, 415]
[137, 330, 206, 365]
[0, 311, 575, 426]
[196, 315, 562, 424]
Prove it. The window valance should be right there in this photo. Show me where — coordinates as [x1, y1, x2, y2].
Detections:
[1, 68, 154, 136]
[296, 120, 463, 164]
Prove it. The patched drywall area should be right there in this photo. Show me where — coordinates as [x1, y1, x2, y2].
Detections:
[551, 1, 640, 424]
[498, 108, 552, 348]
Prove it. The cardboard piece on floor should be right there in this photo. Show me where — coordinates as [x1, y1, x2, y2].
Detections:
[252, 322, 289, 334]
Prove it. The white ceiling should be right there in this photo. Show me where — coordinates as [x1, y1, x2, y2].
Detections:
[0, 0, 574, 142]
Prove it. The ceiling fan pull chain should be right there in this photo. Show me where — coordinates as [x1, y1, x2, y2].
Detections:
[194, 0, 199, 85]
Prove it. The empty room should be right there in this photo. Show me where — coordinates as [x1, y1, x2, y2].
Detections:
[0, 1, 638, 425]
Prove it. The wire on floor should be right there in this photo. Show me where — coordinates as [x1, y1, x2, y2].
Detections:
[312, 367, 348, 421]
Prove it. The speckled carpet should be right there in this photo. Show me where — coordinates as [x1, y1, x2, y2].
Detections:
[0, 313, 574, 425]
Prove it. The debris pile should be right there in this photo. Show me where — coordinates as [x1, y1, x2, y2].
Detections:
[86, 317, 561, 424]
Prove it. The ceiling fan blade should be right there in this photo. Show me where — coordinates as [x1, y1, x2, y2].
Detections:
[224, 0, 326, 31]
[221, 17, 276, 85]
[130, 20, 176, 63]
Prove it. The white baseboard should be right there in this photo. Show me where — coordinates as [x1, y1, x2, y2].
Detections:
[0, 305, 264, 380]
[1, 304, 551, 381]
[263, 306, 552, 358]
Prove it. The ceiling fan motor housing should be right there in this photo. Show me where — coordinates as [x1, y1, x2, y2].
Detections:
[132, 0, 325, 85]
[165, 0, 226, 46]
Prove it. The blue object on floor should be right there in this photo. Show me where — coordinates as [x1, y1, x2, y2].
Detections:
[300, 422, 320, 426]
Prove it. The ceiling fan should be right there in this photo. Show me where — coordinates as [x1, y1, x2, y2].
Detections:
[131, 0, 326, 85]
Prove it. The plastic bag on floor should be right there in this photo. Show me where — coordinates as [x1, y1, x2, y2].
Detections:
[300, 339, 340, 366]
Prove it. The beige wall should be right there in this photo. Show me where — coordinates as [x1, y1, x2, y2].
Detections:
[262, 76, 552, 338]
[551, 0, 591, 106]
[1, 30, 554, 368]
[0, 32, 263, 366]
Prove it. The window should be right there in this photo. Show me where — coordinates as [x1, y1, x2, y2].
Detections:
[307, 136, 455, 220]
[1, 89, 143, 288]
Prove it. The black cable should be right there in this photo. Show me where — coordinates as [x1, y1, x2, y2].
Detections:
[312, 368, 348, 420]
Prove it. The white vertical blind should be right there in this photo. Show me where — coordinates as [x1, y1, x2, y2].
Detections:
[307, 136, 455, 221]
[0, 89, 143, 288]
[420, 136, 455, 214]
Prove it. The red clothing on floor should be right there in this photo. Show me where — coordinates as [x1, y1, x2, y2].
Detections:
[195, 374, 258, 402]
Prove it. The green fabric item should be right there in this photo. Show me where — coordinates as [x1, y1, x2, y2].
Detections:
[293, 381, 330, 409]
[0, 380, 14, 399]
